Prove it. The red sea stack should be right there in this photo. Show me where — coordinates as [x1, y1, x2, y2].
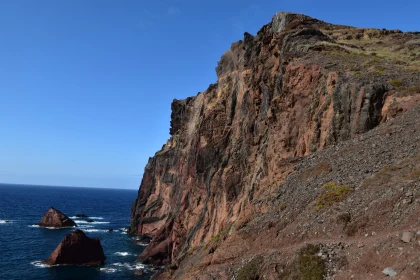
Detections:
[37, 207, 77, 228]
[43, 229, 106, 266]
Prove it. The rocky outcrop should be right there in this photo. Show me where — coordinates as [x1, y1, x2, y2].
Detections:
[130, 12, 420, 279]
[138, 237, 173, 265]
[43, 229, 106, 266]
[37, 207, 77, 228]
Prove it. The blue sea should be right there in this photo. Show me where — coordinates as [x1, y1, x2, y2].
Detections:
[0, 184, 155, 280]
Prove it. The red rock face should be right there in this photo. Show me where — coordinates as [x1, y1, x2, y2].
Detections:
[43, 229, 106, 266]
[138, 237, 173, 265]
[130, 12, 420, 277]
[38, 207, 77, 228]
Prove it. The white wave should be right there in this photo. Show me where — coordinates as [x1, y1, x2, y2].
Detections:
[70, 216, 104, 220]
[111, 262, 129, 267]
[76, 221, 110, 224]
[82, 229, 109, 233]
[119, 228, 128, 232]
[28, 225, 76, 230]
[137, 242, 149, 247]
[134, 263, 148, 270]
[114, 252, 131, 256]
[78, 225, 94, 229]
[111, 262, 151, 271]
[0, 220, 13, 224]
[31, 261, 50, 268]
[100, 268, 117, 273]
[121, 232, 127, 235]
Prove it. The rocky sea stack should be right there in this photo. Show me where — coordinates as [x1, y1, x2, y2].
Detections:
[130, 12, 420, 279]
[37, 207, 77, 228]
[43, 229, 106, 266]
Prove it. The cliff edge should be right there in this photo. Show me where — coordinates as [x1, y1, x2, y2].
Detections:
[131, 12, 420, 279]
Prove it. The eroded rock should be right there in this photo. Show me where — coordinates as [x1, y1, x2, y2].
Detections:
[37, 207, 77, 228]
[43, 229, 106, 266]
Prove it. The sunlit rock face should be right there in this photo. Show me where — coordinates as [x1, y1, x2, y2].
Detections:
[130, 12, 420, 279]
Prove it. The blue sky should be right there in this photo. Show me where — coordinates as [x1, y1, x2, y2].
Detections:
[0, 1, 418, 189]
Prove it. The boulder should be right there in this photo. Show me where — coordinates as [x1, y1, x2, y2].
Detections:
[75, 214, 88, 218]
[138, 237, 173, 265]
[136, 234, 152, 244]
[86, 219, 95, 223]
[401, 232, 414, 243]
[43, 229, 106, 266]
[382, 267, 397, 277]
[37, 207, 77, 228]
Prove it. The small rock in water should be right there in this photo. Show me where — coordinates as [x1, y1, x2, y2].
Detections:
[108, 229, 113, 232]
[86, 219, 95, 223]
[75, 214, 88, 218]
[382, 267, 397, 277]
[401, 232, 413, 243]
[37, 207, 77, 228]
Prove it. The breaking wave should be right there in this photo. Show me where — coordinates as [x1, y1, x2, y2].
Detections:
[114, 252, 131, 256]
[30, 261, 50, 268]
[76, 221, 110, 224]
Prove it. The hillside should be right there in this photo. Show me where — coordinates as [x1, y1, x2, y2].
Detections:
[130, 12, 420, 279]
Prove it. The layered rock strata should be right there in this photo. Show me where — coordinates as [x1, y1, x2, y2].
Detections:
[130, 12, 420, 279]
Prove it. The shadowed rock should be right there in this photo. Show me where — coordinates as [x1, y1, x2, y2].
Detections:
[37, 207, 77, 228]
[43, 229, 106, 266]
[138, 237, 173, 265]
[75, 214, 88, 218]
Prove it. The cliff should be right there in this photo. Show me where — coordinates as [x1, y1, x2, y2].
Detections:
[130, 12, 420, 279]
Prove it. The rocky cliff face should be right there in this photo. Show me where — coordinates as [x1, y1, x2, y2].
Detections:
[130, 12, 420, 279]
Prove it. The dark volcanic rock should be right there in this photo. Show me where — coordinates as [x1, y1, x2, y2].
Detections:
[138, 237, 173, 265]
[75, 214, 88, 218]
[43, 229, 106, 266]
[38, 207, 77, 228]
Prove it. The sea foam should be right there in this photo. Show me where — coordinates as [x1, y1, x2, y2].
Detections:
[82, 229, 109, 233]
[70, 216, 104, 220]
[30, 261, 50, 268]
[100, 268, 117, 273]
[114, 252, 131, 256]
[28, 225, 77, 230]
[76, 221, 110, 224]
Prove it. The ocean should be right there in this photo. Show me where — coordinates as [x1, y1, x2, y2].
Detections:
[0, 183, 155, 280]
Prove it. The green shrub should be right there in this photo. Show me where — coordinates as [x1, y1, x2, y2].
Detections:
[279, 244, 326, 280]
[389, 79, 403, 88]
[237, 256, 264, 280]
[316, 182, 352, 210]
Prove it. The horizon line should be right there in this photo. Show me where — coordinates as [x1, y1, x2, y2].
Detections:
[0, 182, 139, 191]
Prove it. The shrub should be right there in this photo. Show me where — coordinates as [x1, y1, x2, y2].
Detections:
[316, 182, 352, 210]
[279, 244, 326, 280]
[389, 79, 403, 88]
[237, 256, 264, 280]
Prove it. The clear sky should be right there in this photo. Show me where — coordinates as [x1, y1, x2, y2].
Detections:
[0, 0, 418, 189]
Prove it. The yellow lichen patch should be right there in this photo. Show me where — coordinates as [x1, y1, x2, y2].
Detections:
[316, 182, 352, 210]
